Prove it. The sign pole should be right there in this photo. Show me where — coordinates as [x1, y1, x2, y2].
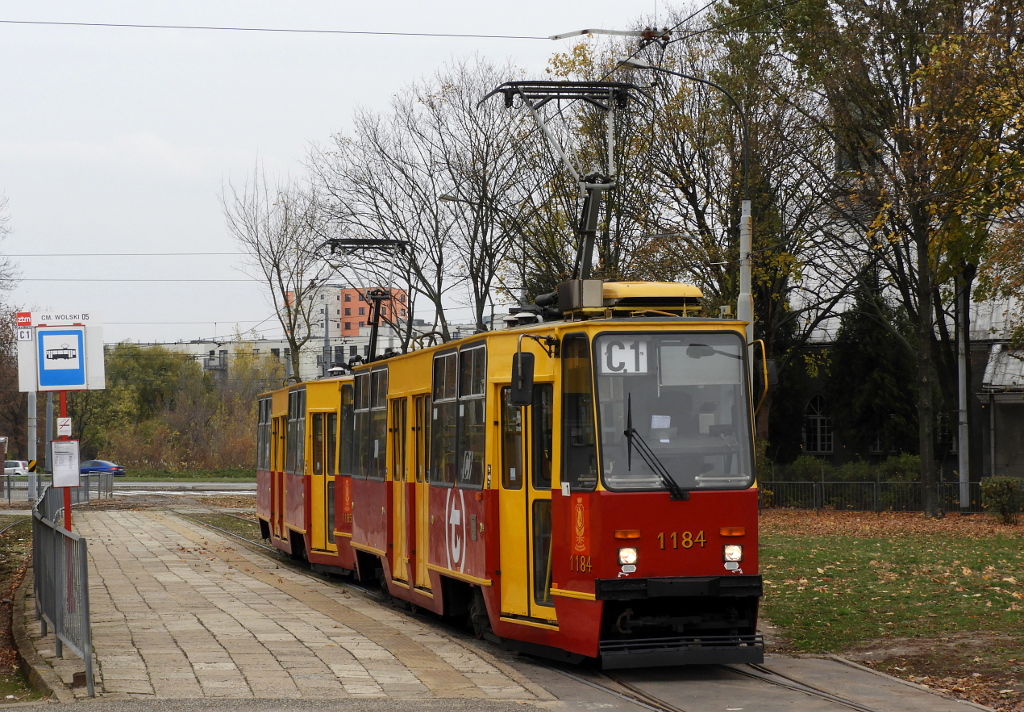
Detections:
[60, 390, 71, 530]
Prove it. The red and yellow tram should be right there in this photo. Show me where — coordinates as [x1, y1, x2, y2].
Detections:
[256, 280, 763, 668]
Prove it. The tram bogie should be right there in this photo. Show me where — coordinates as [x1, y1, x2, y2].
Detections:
[255, 280, 764, 667]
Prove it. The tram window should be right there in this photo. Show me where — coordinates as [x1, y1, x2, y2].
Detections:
[430, 351, 459, 486]
[433, 352, 457, 400]
[532, 500, 554, 607]
[391, 399, 407, 482]
[340, 384, 355, 477]
[459, 345, 486, 397]
[596, 332, 753, 492]
[312, 413, 325, 476]
[532, 384, 554, 491]
[457, 345, 486, 488]
[414, 395, 430, 483]
[257, 398, 271, 470]
[562, 334, 598, 491]
[367, 369, 388, 481]
[500, 388, 523, 490]
[431, 401, 457, 485]
[327, 412, 338, 476]
[458, 398, 485, 487]
[286, 388, 306, 475]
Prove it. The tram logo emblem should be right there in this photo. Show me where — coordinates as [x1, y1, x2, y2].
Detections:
[573, 495, 590, 553]
[445, 488, 467, 572]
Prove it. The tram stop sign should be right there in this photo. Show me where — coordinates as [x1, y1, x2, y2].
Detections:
[37, 327, 87, 389]
[15, 313, 106, 393]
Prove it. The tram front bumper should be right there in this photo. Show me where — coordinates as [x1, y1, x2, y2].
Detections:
[595, 575, 764, 668]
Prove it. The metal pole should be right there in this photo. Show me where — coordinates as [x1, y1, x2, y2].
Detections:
[28, 390, 37, 466]
[738, 199, 754, 382]
[323, 313, 330, 378]
[957, 277, 970, 510]
[60, 391, 71, 530]
[45, 393, 54, 473]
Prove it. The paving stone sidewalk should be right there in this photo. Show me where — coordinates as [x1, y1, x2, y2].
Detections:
[20, 510, 550, 703]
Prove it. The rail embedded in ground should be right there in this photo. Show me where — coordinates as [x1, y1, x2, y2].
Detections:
[31, 486, 95, 697]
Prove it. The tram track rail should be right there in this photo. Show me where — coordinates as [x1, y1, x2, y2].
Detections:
[535, 658, 895, 712]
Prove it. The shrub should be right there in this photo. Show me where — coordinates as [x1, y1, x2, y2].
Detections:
[980, 476, 1023, 525]
[878, 453, 920, 482]
[779, 455, 835, 482]
[835, 460, 874, 482]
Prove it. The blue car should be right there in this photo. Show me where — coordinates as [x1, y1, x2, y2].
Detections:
[80, 459, 127, 477]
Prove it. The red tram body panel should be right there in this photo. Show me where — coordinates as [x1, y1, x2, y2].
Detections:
[255, 281, 764, 667]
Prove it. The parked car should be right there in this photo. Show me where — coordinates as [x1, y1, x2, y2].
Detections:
[4, 460, 30, 475]
[80, 460, 126, 477]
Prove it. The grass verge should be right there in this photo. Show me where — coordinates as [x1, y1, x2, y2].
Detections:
[0, 516, 45, 703]
[761, 509, 1024, 711]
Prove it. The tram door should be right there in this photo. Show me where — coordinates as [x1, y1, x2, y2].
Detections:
[498, 384, 555, 620]
[389, 398, 409, 583]
[310, 412, 338, 553]
[412, 395, 432, 591]
[271, 415, 286, 539]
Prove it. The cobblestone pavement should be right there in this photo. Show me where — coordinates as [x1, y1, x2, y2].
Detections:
[22, 510, 551, 703]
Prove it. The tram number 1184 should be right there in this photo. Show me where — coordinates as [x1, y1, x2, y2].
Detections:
[658, 531, 706, 550]
[568, 555, 593, 573]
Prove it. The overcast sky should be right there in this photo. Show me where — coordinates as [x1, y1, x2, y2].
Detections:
[0, 1, 662, 344]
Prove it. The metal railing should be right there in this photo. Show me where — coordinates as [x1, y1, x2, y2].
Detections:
[31, 486, 95, 696]
[2, 472, 114, 504]
[759, 481, 987, 513]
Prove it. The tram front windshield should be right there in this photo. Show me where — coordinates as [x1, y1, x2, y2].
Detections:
[595, 332, 754, 492]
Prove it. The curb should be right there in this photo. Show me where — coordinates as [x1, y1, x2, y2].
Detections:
[12, 567, 75, 703]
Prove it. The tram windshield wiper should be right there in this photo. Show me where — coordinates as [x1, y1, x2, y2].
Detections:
[624, 394, 689, 501]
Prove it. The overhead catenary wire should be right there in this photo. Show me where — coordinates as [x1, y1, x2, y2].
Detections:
[0, 19, 549, 40]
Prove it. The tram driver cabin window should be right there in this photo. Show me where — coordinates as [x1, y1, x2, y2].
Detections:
[562, 334, 598, 491]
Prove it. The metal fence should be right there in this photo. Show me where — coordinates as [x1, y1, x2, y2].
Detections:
[2, 472, 113, 505]
[759, 481, 987, 513]
[31, 486, 95, 696]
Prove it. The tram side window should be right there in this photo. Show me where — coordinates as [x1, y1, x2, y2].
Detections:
[340, 384, 355, 477]
[430, 352, 458, 485]
[257, 398, 271, 470]
[458, 345, 486, 488]
[368, 369, 389, 480]
[562, 335, 598, 491]
[286, 389, 306, 475]
[354, 374, 370, 480]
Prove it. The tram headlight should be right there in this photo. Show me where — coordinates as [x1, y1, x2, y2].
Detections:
[618, 547, 638, 566]
[723, 544, 744, 563]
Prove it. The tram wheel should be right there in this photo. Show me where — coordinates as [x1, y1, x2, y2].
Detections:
[468, 589, 490, 639]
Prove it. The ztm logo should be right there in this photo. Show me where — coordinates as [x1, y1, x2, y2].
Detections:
[16, 312, 31, 327]
[445, 488, 467, 572]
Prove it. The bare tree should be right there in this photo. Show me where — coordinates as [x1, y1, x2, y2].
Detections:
[310, 108, 460, 342]
[222, 166, 330, 379]
[0, 194, 21, 293]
